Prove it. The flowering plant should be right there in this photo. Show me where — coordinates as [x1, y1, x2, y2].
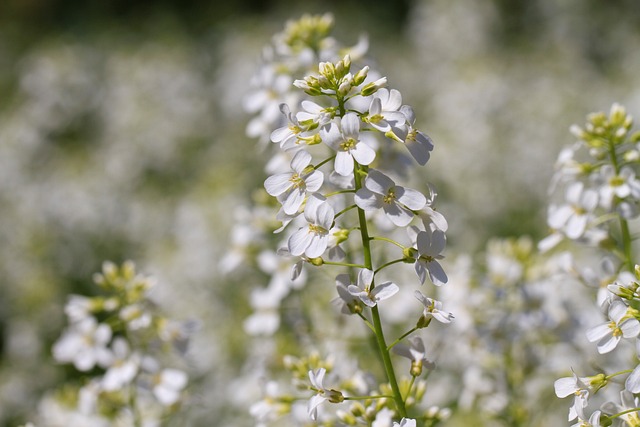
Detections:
[239, 14, 452, 426]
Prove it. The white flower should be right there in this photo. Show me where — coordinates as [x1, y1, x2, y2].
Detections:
[393, 105, 434, 166]
[152, 368, 188, 406]
[554, 370, 597, 421]
[270, 103, 307, 150]
[307, 368, 343, 421]
[322, 113, 376, 176]
[363, 88, 406, 132]
[414, 228, 448, 286]
[354, 169, 426, 227]
[393, 336, 435, 377]
[596, 165, 640, 209]
[548, 181, 598, 239]
[101, 337, 140, 391]
[347, 268, 399, 307]
[333, 273, 361, 314]
[288, 194, 335, 258]
[601, 390, 640, 426]
[296, 100, 332, 129]
[52, 317, 113, 371]
[414, 290, 454, 323]
[264, 150, 324, 215]
[586, 299, 640, 354]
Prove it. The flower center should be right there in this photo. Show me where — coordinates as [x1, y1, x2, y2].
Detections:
[383, 188, 396, 204]
[609, 175, 624, 187]
[290, 173, 305, 189]
[308, 224, 328, 235]
[340, 137, 357, 151]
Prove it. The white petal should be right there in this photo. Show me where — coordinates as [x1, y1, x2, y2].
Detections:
[621, 318, 640, 338]
[315, 202, 335, 230]
[565, 214, 587, 239]
[308, 394, 327, 420]
[305, 170, 324, 192]
[265, 173, 293, 196]
[309, 368, 325, 389]
[383, 202, 414, 226]
[548, 205, 573, 229]
[427, 261, 448, 286]
[291, 150, 312, 173]
[597, 334, 620, 354]
[405, 138, 431, 166]
[351, 142, 376, 166]
[626, 365, 640, 393]
[282, 189, 305, 215]
[305, 235, 328, 258]
[334, 151, 355, 176]
[372, 282, 399, 302]
[585, 323, 611, 342]
[396, 187, 426, 210]
[289, 228, 313, 256]
[358, 268, 374, 289]
[354, 189, 383, 211]
[414, 261, 427, 285]
[365, 169, 394, 195]
[342, 112, 360, 136]
[385, 89, 403, 111]
[554, 377, 578, 398]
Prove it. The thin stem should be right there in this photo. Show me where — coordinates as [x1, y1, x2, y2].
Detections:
[375, 258, 407, 275]
[387, 326, 419, 351]
[322, 261, 367, 269]
[609, 407, 640, 420]
[335, 203, 358, 219]
[314, 155, 336, 170]
[404, 376, 416, 401]
[608, 136, 634, 271]
[344, 394, 395, 401]
[325, 189, 356, 198]
[357, 312, 376, 333]
[370, 236, 406, 249]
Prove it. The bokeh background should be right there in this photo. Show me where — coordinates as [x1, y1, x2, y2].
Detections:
[2, 0, 640, 425]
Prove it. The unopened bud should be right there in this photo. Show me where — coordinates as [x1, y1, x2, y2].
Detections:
[361, 77, 387, 96]
[309, 257, 324, 266]
[353, 66, 369, 86]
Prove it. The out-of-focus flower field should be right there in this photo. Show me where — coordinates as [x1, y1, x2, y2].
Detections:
[2, 0, 640, 426]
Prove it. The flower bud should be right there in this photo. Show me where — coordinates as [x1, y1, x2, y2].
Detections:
[353, 66, 369, 86]
[309, 257, 324, 266]
[361, 77, 387, 96]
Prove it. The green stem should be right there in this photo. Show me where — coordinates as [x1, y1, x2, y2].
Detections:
[334, 203, 358, 219]
[370, 236, 406, 249]
[387, 326, 419, 351]
[322, 261, 367, 269]
[344, 394, 395, 401]
[608, 138, 635, 271]
[357, 312, 376, 333]
[314, 155, 336, 170]
[354, 162, 407, 418]
[375, 258, 407, 275]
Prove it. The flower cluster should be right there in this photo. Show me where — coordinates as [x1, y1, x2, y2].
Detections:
[547, 105, 640, 425]
[244, 15, 451, 424]
[31, 261, 193, 426]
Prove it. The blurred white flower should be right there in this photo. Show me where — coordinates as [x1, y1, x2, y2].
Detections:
[52, 317, 112, 371]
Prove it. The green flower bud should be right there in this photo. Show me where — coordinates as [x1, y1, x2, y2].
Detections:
[403, 247, 417, 262]
[353, 66, 369, 86]
[309, 257, 324, 266]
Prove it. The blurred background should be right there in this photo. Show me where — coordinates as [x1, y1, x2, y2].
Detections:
[1, 0, 640, 425]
